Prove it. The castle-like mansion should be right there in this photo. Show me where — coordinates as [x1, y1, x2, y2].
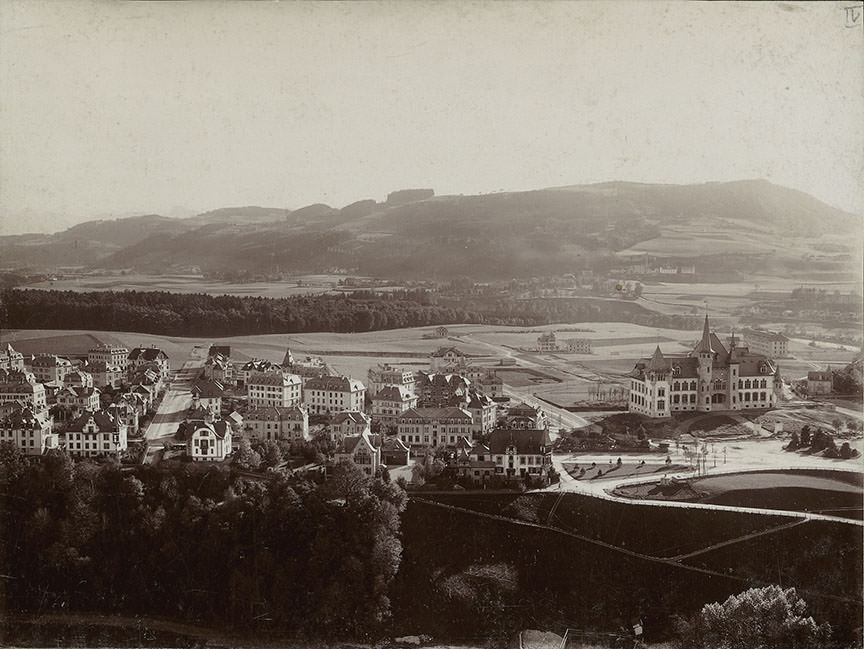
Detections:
[629, 316, 777, 418]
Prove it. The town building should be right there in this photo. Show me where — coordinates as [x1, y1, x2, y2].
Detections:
[0, 344, 25, 371]
[31, 355, 74, 384]
[186, 419, 233, 462]
[203, 352, 233, 384]
[191, 379, 225, 420]
[64, 369, 94, 390]
[397, 407, 473, 449]
[247, 371, 302, 408]
[106, 400, 139, 434]
[303, 376, 366, 415]
[455, 440, 496, 485]
[367, 363, 416, 396]
[244, 405, 310, 442]
[504, 403, 547, 430]
[379, 436, 410, 466]
[83, 360, 125, 389]
[806, 369, 833, 396]
[371, 385, 418, 425]
[55, 385, 101, 418]
[64, 410, 127, 457]
[0, 406, 57, 455]
[742, 329, 789, 358]
[88, 344, 129, 371]
[127, 347, 170, 379]
[628, 316, 777, 418]
[488, 428, 552, 480]
[466, 390, 497, 437]
[330, 411, 372, 439]
[333, 431, 381, 476]
[0, 379, 48, 413]
[237, 359, 281, 386]
[537, 332, 558, 352]
[564, 338, 592, 354]
[415, 372, 471, 408]
[429, 346, 468, 373]
[282, 349, 329, 382]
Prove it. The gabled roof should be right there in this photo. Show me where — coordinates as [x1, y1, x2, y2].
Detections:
[488, 429, 550, 455]
[187, 419, 230, 439]
[247, 371, 301, 387]
[431, 346, 465, 357]
[2, 406, 48, 429]
[245, 405, 307, 421]
[304, 376, 364, 392]
[128, 347, 168, 361]
[807, 370, 832, 381]
[66, 409, 120, 433]
[374, 385, 414, 401]
[332, 410, 370, 426]
[381, 437, 409, 452]
[336, 431, 377, 455]
[399, 406, 472, 421]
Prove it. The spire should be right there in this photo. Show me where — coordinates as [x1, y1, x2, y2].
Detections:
[647, 345, 668, 371]
[694, 314, 714, 354]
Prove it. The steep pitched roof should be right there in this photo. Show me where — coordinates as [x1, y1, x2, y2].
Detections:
[128, 347, 168, 362]
[692, 315, 714, 354]
[488, 429, 550, 455]
[192, 379, 224, 399]
[431, 346, 465, 357]
[304, 376, 364, 392]
[374, 385, 414, 401]
[332, 410, 370, 426]
[399, 407, 472, 421]
[66, 409, 120, 433]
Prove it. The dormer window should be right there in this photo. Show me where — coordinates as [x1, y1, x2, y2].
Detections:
[672, 365, 681, 376]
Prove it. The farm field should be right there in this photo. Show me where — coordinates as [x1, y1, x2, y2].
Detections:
[25, 273, 355, 298]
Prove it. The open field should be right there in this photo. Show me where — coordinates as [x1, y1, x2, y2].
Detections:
[25, 272, 354, 298]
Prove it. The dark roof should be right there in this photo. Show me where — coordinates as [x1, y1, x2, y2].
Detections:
[399, 407, 472, 421]
[332, 411, 370, 426]
[245, 405, 306, 421]
[807, 370, 832, 381]
[187, 419, 230, 439]
[66, 410, 120, 433]
[248, 371, 301, 386]
[304, 376, 364, 392]
[209, 345, 231, 358]
[431, 346, 465, 357]
[374, 385, 414, 401]
[693, 315, 715, 354]
[1, 407, 47, 429]
[488, 429, 550, 455]
[128, 347, 168, 361]
[192, 379, 224, 399]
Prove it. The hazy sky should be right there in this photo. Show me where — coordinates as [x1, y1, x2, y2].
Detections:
[1, 1, 862, 235]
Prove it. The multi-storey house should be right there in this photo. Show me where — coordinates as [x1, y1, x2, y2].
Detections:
[429, 346, 468, 373]
[371, 385, 418, 425]
[0, 379, 48, 414]
[88, 344, 129, 372]
[0, 406, 57, 455]
[303, 376, 366, 415]
[127, 347, 170, 380]
[330, 411, 371, 439]
[537, 332, 558, 352]
[334, 431, 380, 476]
[32, 355, 74, 384]
[415, 372, 471, 408]
[55, 386, 101, 419]
[367, 363, 415, 396]
[807, 369, 833, 396]
[0, 344, 25, 371]
[504, 402, 547, 430]
[64, 410, 127, 457]
[191, 379, 224, 420]
[186, 419, 233, 462]
[247, 371, 302, 408]
[397, 407, 473, 449]
[488, 428, 552, 480]
[244, 405, 310, 442]
[466, 390, 497, 437]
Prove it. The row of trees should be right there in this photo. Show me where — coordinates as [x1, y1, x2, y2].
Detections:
[0, 445, 406, 639]
[1, 288, 699, 337]
[785, 425, 859, 459]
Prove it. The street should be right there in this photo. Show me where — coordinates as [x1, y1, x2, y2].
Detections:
[142, 345, 208, 463]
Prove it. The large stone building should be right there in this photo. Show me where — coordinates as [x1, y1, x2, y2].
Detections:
[63, 410, 128, 457]
[397, 406, 473, 449]
[806, 369, 833, 396]
[88, 344, 129, 372]
[247, 372, 302, 408]
[0, 406, 57, 455]
[367, 363, 415, 396]
[303, 376, 366, 415]
[31, 355, 74, 384]
[127, 347, 170, 379]
[628, 316, 778, 418]
[742, 329, 789, 358]
[244, 405, 310, 442]
[0, 344, 25, 371]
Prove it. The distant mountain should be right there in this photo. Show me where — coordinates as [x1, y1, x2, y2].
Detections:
[0, 181, 858, 279]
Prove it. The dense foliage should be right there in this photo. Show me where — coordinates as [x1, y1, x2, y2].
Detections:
[1, 288, 698, 336]
[673, 585, 831, 649]
[0, 446, 406, 640]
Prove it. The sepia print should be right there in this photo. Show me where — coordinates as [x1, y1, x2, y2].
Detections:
[0, 2, 862, 648]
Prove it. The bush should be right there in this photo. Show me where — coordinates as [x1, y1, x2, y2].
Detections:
[673, 585, 831, 649]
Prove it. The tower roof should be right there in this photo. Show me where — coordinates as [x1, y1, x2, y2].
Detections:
[693, 315, 714, 354]
[647, 346, 670, 371]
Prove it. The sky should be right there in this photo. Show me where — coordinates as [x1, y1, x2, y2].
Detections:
[0, 1, 862, 235]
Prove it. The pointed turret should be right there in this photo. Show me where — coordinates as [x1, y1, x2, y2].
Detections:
[693, 315, 714, 355]
[647, 345, 667, 371]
